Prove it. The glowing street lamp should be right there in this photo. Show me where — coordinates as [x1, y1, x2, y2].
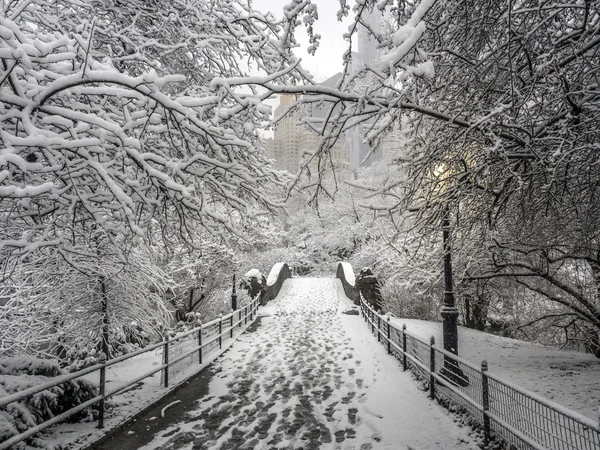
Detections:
[441, 204, 459, 355]
[433, 164, 468, 386]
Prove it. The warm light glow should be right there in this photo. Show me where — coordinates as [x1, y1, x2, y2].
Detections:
[431, 163, 448, 182]
[432, 163, 447, 180]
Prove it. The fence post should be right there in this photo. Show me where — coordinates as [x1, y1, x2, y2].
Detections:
[97, 353, 106, 429]
[230, 314, 234, 338]
[218, 317, 222, 349]
[402, 324, 407, 371]
[481, 360, 491, 444]
[387, 317, 391, 355]
[163, 334, 170, 388]
[231, 273, 237, 311]
[377, 315, 381, 342]
[429, 336, 435, 399]
[245, 305, 248, 325]
[371, 310, 375, 333]
[239, 309, 242, 329]
[362, 298, 366, 322]
[198, 325, 203, 365]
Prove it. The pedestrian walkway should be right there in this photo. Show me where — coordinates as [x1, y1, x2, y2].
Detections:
[102, 278, 479, 449]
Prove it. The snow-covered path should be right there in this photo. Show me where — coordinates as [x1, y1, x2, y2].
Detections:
[139, 278, 478, 449]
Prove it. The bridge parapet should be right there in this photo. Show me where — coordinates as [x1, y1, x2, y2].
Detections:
[261, 262, 292, 305]
[336, 262, 359, 305]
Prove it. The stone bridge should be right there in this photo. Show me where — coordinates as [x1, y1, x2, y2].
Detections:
[89, 267, 477, 450]
[4, 263, 598, 450]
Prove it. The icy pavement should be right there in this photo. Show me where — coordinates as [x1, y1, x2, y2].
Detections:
[138, 278, 479, 449]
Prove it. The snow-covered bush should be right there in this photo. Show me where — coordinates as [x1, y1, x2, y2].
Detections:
[1, 240, 173, 368]
[0, 357, 97, 447]
[237, 246, 289, 274]
[163, 233, 236, 324]
[64, 322, 152, 372]
[167, 312, 203, 337]
[241, 269, 266, 300]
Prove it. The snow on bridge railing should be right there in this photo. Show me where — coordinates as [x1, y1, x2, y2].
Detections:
[261, 262, 292, 305]
[0, 288, 263, 450]
[337, 262, 600, 450]
[335, 262, 359, 304]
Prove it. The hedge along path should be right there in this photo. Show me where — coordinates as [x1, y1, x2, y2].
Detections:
[137, 278, 479, 450]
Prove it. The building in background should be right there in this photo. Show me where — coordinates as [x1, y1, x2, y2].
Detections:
[263, 137, 274, 160]
[269, 74, 349, 176]
[266, 8, 390, 175]
[344, 6, 384, 170]
[271, 94, 301, 173]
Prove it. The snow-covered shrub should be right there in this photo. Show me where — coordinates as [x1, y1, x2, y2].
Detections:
[0, 239, 173, 369]
[380, 275, 440, 321]
[354, 268, 384, 311]
[0, 357, 97, 447]
[64, 322, 152, 372]
[241, 269, 266, 300]
[167, 312, 203, 337]
[348, 235, 442, 321]
[0, 358, 62, 378]
[237, 246, 300, 276]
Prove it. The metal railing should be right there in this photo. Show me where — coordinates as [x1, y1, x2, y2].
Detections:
[360, 297, 600, 450]
[0, 297, 260, 450]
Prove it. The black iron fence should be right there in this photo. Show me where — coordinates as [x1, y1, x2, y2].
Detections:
[0, 297, 259, 450]
[360, 297, 600, 450]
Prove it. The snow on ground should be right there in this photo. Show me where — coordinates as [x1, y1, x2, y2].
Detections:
[390, 317, 600, 421]
[138, 278, 480, 450]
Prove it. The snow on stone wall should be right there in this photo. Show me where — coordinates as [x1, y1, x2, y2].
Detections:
[266, 263, 286, 287]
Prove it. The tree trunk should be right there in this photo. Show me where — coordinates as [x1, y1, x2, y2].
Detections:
[100, 275, 110, 359]
[589, 329, 600, 358]
[585, 262, 600, 357]
[471, 294, 489, 331]
[187, 287, 195, 312]
[464, 293, 472, 328]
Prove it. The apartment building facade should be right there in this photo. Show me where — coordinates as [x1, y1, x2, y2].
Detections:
[269, 75, 349, 175]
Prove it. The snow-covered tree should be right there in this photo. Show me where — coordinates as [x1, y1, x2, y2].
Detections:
[258, 0, 600, 353]
[0, 233, 174, 364]
[164, 231, 237, 324]
[0, 0, 324, 266]
[0, 0, 325, 359]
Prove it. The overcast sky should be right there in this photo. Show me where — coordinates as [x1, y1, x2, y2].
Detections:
[251, 0, 353, 82]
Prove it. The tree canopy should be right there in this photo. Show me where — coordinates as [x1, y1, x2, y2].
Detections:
[261, 0, 600, 354]
[0, 0, 318, 269]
